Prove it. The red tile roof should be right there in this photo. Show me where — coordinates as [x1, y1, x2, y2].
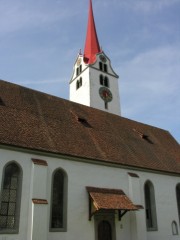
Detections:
[86, 187, 138, 210]
[84, 0, 101, 64]
[0, 80, 180, 174]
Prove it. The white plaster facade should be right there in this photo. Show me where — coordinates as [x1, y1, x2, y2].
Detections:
[0, 147, 179, 240]
[69, 52, 121, 116]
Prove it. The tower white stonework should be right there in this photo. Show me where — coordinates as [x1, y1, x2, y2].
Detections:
[69, 0, 121, 116]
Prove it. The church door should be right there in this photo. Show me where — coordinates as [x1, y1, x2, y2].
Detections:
[98, 220, 112, 240]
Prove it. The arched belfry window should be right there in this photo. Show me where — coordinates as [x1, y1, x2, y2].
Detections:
[0, 162, 22, 233]
[104, 64, 108, 73]
[104, 76, 109, 87]
[50, 168, 67, 232]
[76, 77, 83, 90]
[144, 180, 158, 231]
[100, 75, 104, 85]
[99, 75, 109, 88]
[99, 61, 108, 73]
[176, 183, 180, 224]
[99, 62, 103, 71]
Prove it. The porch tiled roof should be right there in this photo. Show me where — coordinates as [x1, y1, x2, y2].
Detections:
[86, 187, 138, 210]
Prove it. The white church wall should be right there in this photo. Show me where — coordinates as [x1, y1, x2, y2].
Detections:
[69, 67, 90, 106]
[139, 172, 180, 240]
[0, 148, 179, 240]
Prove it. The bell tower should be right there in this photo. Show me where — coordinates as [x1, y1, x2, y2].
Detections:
[69, 0, 121, 116]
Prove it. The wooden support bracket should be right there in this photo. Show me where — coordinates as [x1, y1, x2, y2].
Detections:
[118, 210, 128, 221]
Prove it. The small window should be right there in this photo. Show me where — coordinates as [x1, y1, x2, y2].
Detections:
[76, 65, 82, 76]
[79, 65, 82, 73]
[100, 75, 104, 85]
[99, 75, 109, 88]
[99, 61, 108, 73]
[104, 64, 108, 73]
[144, 181, 158, 231]
[79, 77, 82, 87]
[99, 62, 103, 71]
[76, 78, 83, 90]
[0, 97, 5, 106]
[50, 169, 67, 232]
[176, 184, 180, 224]
[76, 81, 79, 90]
[172, 221, 178, 235]
[78, 117, 91, 128]
[76, 68, 79, 76]
[0, 162, 22, 233]
[133, 129, 153, 144]
[104, 76, 109, 87]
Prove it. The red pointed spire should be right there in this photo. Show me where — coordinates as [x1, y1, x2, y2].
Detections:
[84, 0, 101, 64]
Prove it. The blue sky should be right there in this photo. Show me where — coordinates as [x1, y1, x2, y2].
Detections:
[0, 0, 180, 143]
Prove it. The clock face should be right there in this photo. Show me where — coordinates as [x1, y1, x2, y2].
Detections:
[99, 87, 113, 102]
[99, 55, 107, 63]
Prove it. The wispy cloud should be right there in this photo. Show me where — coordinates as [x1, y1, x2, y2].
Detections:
[98, 0, 180, 13]
[0, 0, 78, 35]
[119, 46, 180, 116]
[120, 44, 180, 134]
[127, 0, 180, 13]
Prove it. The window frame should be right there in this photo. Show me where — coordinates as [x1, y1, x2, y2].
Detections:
[0, 161, 22, 234]
[99, 75, 104, 85]
[99, 61, 108, 73]
[104, 76, 109, 87]
[49, 168, 68, 232]
[172, 220, 179, 235]
[176, 183, 180, 225]
[104, 64, 108, 73]
[76, 78, 82, 90]
[99, 62, 103, 71]
[144, 180, 158, 231]
[99, 75, 109, 88]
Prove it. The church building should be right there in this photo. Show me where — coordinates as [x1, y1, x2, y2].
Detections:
[0, 1, 180, 240]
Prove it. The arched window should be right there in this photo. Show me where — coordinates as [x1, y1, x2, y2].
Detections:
[50, 169, 67, 232]
[100, 75, 104, 85]
[76, 80, 79, 90]
[76, 67, 79, 76]
[99, 62, 103, 71]
[0, 162, 22, 233]
[172, 221, 178, 235]
[79, 64, 82, 73]
[76, 78, 83, 90]
[104, 64, 108, 73]
[99, 61, 108, 73]
[144, 181, 158, 231]
[176, 183, 180, 224]
[99, 75, 109, 88]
